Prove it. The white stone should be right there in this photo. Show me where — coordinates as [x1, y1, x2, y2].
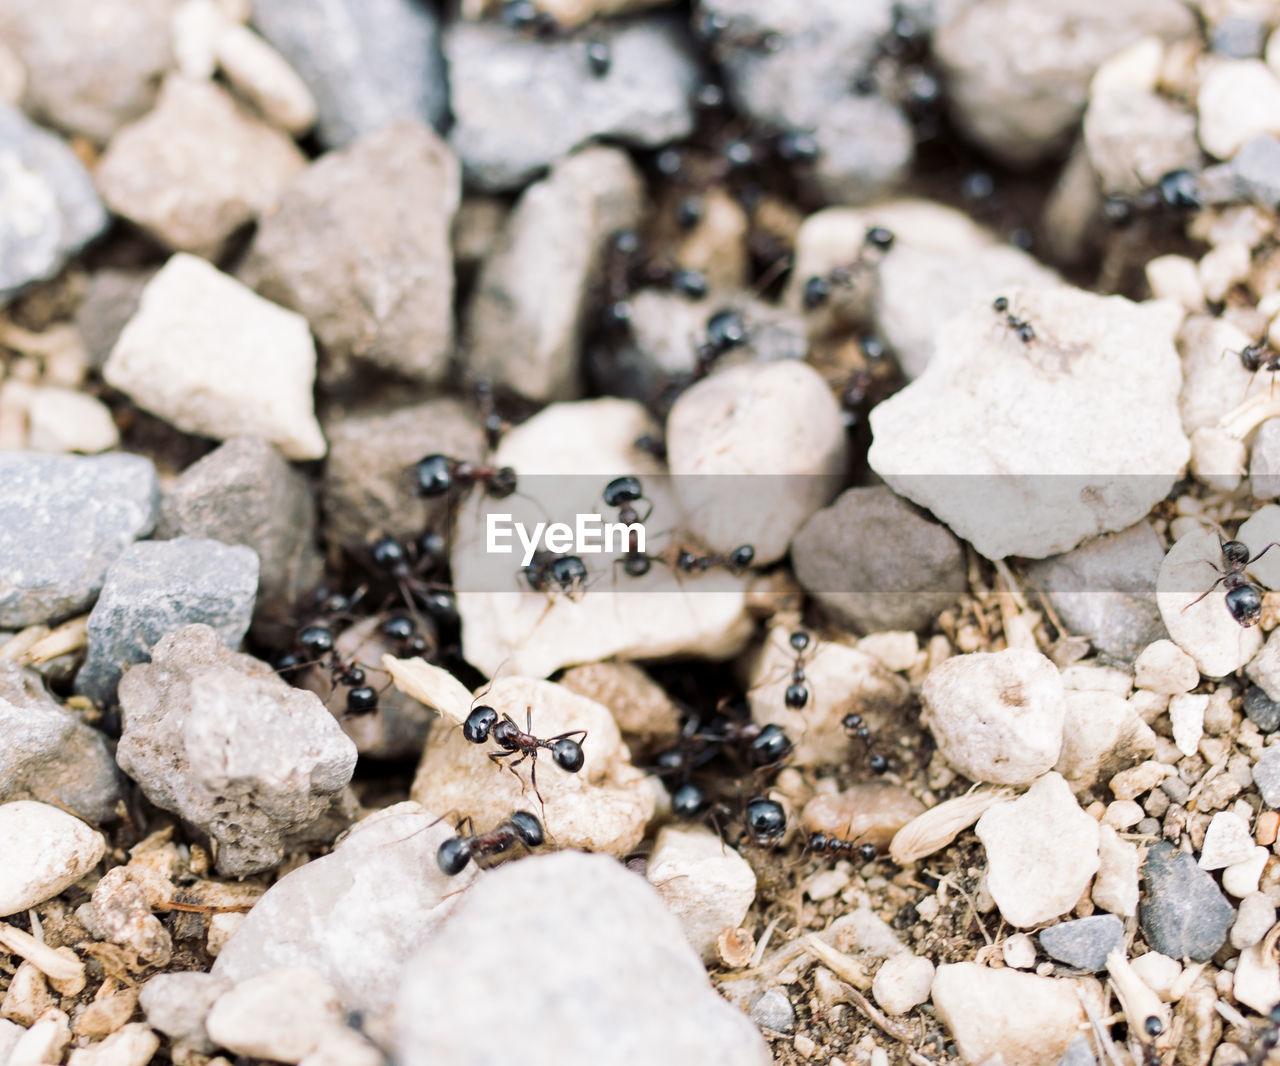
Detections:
[1190, 425, 1246, 491]
[1235, 942, 1280, 1015]
[1145, 254, 1205, 312]
[1157, 527, 1263, 677]
[8, 1010, 69, 1066]
[1177, 314, 1259, 436]
[25, 386, 119, 454]
[803, 868, 849, 902]
[66, 1024, 160, 1066]
[1134, 639, 1199, 694]
[1102, 800, 1145, 829]
[667, 360, 845, 566]
[868, 288, 1188, 560]
[1198, 59, 1280, 160]
[1169, 692, 1208, 758]
[1055, 689, 1155, 792]
[0, 800, 105, 916]
[856, 631, 919, 673]
[297, 1026, 384, 1066]
[1089, 37, 1163, 97]
[1237, 504, 1280, 590]
[1230, 892, 1276, 950]
[1198, 241, 1253, 304]
[871, 953, 934, 1015]
[1129, 952, 1180, 1000]
[922, 648, 1065, 785]
[646, 826, 756, 963]
[976, 773, 1101, 928]
[105, 255, 325, 460]
[1059, 663, 1132, 697]
[1223, 845, 1270, 898]
[206, 967, 343, 1063]
[1002, 932, 1037, 970]
[172, 0, 223, 79]
[1199, 810, 1256, 870]
[216, 22, 317, 135]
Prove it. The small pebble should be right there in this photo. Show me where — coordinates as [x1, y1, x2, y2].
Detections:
[647, 826, 756, 963]
[1145, 254, 1205, 312]
[206, 967, 343, 1064]
[1223, 845, 1270, 898]
[1230, 892, 1276, 949]
[1140, 841, 1236, 960]
[1129, 952, 1181, 1000]
[1102, 801, 1145, 830]
[749, 989, 795, 1034]
[1037, 915, 1125, 972]
[1253, 746, 1280, 806]
[1134, 639, 1199, 694]
[25, 387, 119, 455]
[1234, 941, 1280, 1014]
[139, 972, 232, 1054]
[215, 21, 317, 135]
[65, 1024, 159, 1066]
[1055, 689, 1155, 792]
[79, 867, 172, 966]
[855, 631, 920, 674]
[871, 953, 934, 1015]
[1197, 59, 1280, 160]
[1199, 810, 1257, 870]
[1002, 932, 1037, 970]
[1110, 760, 1174, 800]
[803, 869, 850, 903]
[1169, 693, 1208, 758]
[0, 800, 105, 916]
[1257, 809, 1280, 845]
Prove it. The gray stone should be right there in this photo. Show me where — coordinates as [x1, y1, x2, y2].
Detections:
[0, 0, 173, 144]
[1253, 746, 1280, 807]
[1244, 685, 1280, 733]
[1212, 15, 1268, 58]
[791, 485, 966, 633]
[74, 268, 153, 369]
[393, 852, 771, 1066]
[1025, 522, 1167, 661]
[1251, 416, 1280, 495]
[75, 538, 260, 708]
[0, 662, 120, 823]
[0, 104, 107, 304]
[1139, 841, 1236, 961]
[1059, 1036, 1098, 1066]
[749, 989, 794, 1033]
[320, 399, 485, 558]
[250, 0, 448, 149]
[240, 121, 458, 391]
[116, 624, 357, 877]
[155, 438, 322, 634]
[1230, 136, 1280, 210]
[466, 146, 644, 403]
[140, 972, 233, 1055]
[446, 17, 700, 192]
[1037, 915, 1124, 971]
[0, 451, 158, 628]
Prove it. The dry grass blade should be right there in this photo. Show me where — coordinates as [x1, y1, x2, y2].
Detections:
[0, 922, 85, 989]
[382, 654, 474, 724]
[890, 786, 1015, 864]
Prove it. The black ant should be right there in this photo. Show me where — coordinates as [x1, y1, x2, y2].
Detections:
[1102, 168, 1202, 228]
[992, 295, 1035, 343]
[278, 620, 382, 718]
[634, 433, 667, 462]
[368, 533, 461, 634]
[522, 551, 590, 600]
[655, 543, 756, 576]
[603, 475, 652, 577]
[784, 630, 813, 709]
[808, 832, 878, 864]
[842, 713, 889, 774]
[801, 226, 896, 310]
[412, 453, 517, 501]
[691, 307, 748, 379]
[462, 704, 588, 812]
[744, 797, 787, 846]
[1239, 341, 1280, 374]
[1185, 536, 1280, 628]
[436, 810, 545, 876]
[598, 230, 710, 336]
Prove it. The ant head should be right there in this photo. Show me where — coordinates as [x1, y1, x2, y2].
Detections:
[785, 682, 810, 710]
[675, 550, 698, 573]
[624, 555, 652, 577]
[436, 835, 472, 876]
[672, 269, 709, 300]
[745, 798, 787, 846]
[369, 534, 408, 573]
[1223, 540, 1251, 567]
[1157, 169, 1200, 211]
[729, 544, 755, 570]
[751, 724, 792, 764]
[346, 686, 378, 716]
[705, 308, 746, 352]
[604, 476, 644, 508]
[380, 613, 416, 644]
[1226, 583, 1263, 627]
[777, 130, 820, 163]
[552, 555, 588, 591]
[842, 712, 863, 732]
[552, 737, 585, 773]
[789, 630, 810, 653]
[802, 276, 832, 310]
[585, 39, 611, 77]
[412, 454, 454, 498]
[672, 782, 710, 819]
[992, 295, 1009, 313]
[422, 590, 460, 630]
[864, 225, 895, 251]
[858, 843, 878, 863]
[869, 753, 890, 774]
[463, 705, 498, 744]
[1143, 1015, 1164, 1039]
[808, 831, 830, 852]
[298, 623, 333, 659]
[509, 810, 544, 847]
[490, 467, 518, 499]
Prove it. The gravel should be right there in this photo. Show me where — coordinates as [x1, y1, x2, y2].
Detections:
[1140, 842, 1237, 961]
[1037, 915, 1125, 972]
[0, 800, 105, 916]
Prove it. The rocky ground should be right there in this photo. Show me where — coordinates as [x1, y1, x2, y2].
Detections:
[5, 1, 1280, 1065]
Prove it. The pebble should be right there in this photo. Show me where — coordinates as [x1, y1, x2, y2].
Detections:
[1037, 915, 1125, 972]
[1229, 134, 1280, 210]
[747, 625, 910, 767]
[1213, 15, 1268, 58]
[801, 784, 925, 851]
[0, 800, 105, 916]
[465, 146, 643, 403]
[74, 538, 258, 707]
[646, 826, 756, 963]
[930, 963, 1103, 1066]
[155, 437, 322, 634]
[1110, 760, 1174, 800]
[79, 867, 172, 966]
[1083, 90, 1200, 200]
[321, 398, 484, 558]
[749, 989, 794, 1034]
[0, 106, 107, 305]
[1258, 809, 1280, 845]
[216, 21, 316, 135]
[95, 76, 305, 258]
[868, 288, 1188, 560]
[1146, 254, 1205, 312]
[872, 953, 934, 1016]
[115, 625, 357, 877]
[1093, 825, 1140, 917]
[1169, 692, 1208, 758]
[1199, 810, 1257, 870]
[446, 17, 700, 192]
[1223, 845, 1269, 898]
[65, 1024, 158, 1066]
[205, 968, 343, 1063]
[975, 773, 1101, 928]
[74, 268, 152, 369]
[241, 121, 459, 391]
[1054, 690, 1156, 792]
[1139, 841, 1237, 961]
[1129, 952, 1180, 999]
[9, 1010, 70, 1066]
[856, 631, 919, 673]
[1234, 941, 1280, 1015]
[922, 648, 1065, 785]
[557, 661, 681, 751]
[0, 0, 173, 143]
[298, 1027, 383, 1066]
[0, 451, 158, 628]
[249, 0, 447, 148]
[411, 677, 654, 856]
[790, 486, 966, 634]
[1198, 59, 1280, 160]
[1058, 1036, 1099, 1066]
[667, 360, 846, 566]
[1230, 892, 1276, 949]
[212, 804, 473, 1015]
[25, 387, 118, 454]
[139, 972, 231, 1054]
[1003, 933, 1037, 970]
[1026, 523, 1168, 662]
[1253, 746, 1280, 806]
[0, 662, 120, 823]
[1177, 314, 1257, 436]
[1251, 418, 1280, 498]
[1157, 527, 1263, 678]
[1190, 424, 1247, 491]
[1134, 639, 1200, 694]
[171, 0, 223, 80]
[393, 852, 771, 1066]
[1102, 800, 1145, 830]
[105, 254, 326, 461]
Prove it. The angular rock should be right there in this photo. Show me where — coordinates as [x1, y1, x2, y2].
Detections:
[250, 0, 448, 148]
[241, 122, 459, 390]
[75, 538, 259, 707]
[1198, 59, 1280, 161]
[65, 1025, 158, 1066]
[1026, 523, 1167, 661]
[80, 866, 172, 966]
[0, 451, 158, 627]
[0, 105, 107, 304]
[26, 386, 119, 455]
[1133, 638, 1199, 694]
[791, 486, 966, 634]
[1037, 915, 1124, 971]
[105, 254, 326, 461]
[922, 648, 1065, 785]
[975, 773, 1101, 927]
[872, 953, 934, 1016]
[466, 146, 643, 403]
[1200, 810, 1256, 870]
[1253, 746, 1280, 807]
[1140, 841, 1236, 961]
[393, 852, 771, 1066]
[646, 826, 756, 963]
[1230, 892, 1276, 950]
[1244, 684, 1280, 732]
[205, 967, 343, 1063]
[447, 17, 700, 191]
[1168, 692, 1206, 758]
[0, 800, 105, 917]
[0, 662, 120, 823]
[868, 288, 1189, 560]
[74, 268, 152, 368]
[749, 989, 794, 1033]
[115, 625, 358, 876]
[96, 76, 305, 258]
[1054, 690, 1155, 792]
[1092, 824, 1139, 917]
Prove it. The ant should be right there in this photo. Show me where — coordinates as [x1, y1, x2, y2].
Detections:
[992, 295, 1035, 343]
[808, 832, 878, 864]
[522, 551, 590, 600]
[801, 226, 896, 310]
[604, 475, 653, 577]
[1185, 535, 1280, 628]
[277, 619, 382, 718]
[462, 704, 588, 813]
[368, 533, 461, 633]
[634, 433, 667, 462]
[412, 453, 517, 501]
[842, 713, 889, 774]
[784, 630, 813, 709]
[1239, 341, 1280, 375]
[655, 543, 756, 576]
[744, 797, 787, 846]
[496, 1, 612, 79]
[598, 230, 710, 336]
[1102, 168, 1202, 228]
[436, 810, 545, 876]
[694, 719, 792, 768]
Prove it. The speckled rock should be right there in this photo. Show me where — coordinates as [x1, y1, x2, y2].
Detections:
[1054, 690, 1155, 792]
[140, 973, 231, 1056]
[0, 800, 105, 916]
[872, 953, 934, 1015]
[1093, 824, 1139, 917]
[79, 865, 172, 966]
[74, 268, 152, 368]
[646, 826, 756, 963]
[1037, 915, 1124, 972]
[1140, 841, 1236, 961]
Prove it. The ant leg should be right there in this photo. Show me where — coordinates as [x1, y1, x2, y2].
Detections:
[1182, 574, 1227, 611]
[1248, 542, 1280, 565]
[549, 729, 589, 744]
